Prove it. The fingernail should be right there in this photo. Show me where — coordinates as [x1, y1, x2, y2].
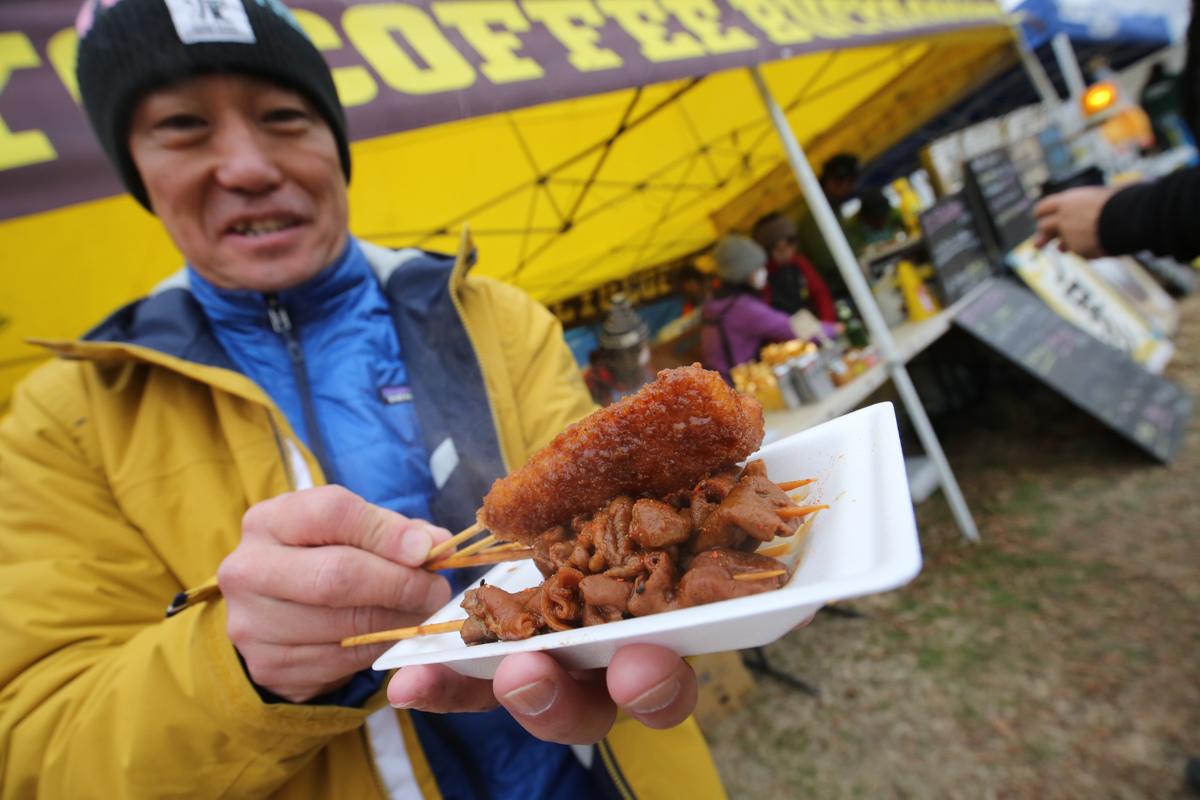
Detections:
[502, 678, 557, 716]
[391, 697, 424, 710]
[626, 675, 681, 715]
[399, 528, 433, 564]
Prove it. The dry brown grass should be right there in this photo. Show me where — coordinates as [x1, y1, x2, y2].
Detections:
[709, 295, 1200, 800]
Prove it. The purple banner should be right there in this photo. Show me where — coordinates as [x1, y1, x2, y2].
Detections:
[0, 0, 1005, 221]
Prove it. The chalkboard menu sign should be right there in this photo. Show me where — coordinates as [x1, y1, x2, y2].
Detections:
[964, 148, 1038, 257]
[919, 192, 993, 305]
[955, 278, 1192, 463]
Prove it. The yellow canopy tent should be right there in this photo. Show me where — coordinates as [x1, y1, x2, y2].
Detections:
[0, 0, 1014, 414]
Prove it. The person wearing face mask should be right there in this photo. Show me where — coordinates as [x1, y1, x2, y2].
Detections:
[583, 294, 656, 407]
[700, 235, 801, 382]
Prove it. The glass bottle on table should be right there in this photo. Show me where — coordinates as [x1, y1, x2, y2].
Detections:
[836, 300, 870, 349]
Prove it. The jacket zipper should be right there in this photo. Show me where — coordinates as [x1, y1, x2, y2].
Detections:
[265, 294, 339, 485]
[445, 263, 512, 472]
[598, 740, 638, 800]
[265, 410, 296, 492]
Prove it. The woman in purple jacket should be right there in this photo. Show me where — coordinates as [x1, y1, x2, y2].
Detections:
[700, 235, 798, 381]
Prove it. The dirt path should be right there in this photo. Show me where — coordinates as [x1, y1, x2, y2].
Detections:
[709, 294, 1200, 800]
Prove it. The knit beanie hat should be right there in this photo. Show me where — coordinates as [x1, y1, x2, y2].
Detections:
[751, 212, 797, 253]
[713, 235, 767, 285]
[821, 153, 859, 181]
[598, 293, 650, 351]
[75, 0, 350, 212]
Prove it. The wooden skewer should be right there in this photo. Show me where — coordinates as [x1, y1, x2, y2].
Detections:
[483, 542, 528, 554]
[733, 569, 788, 581]
[452, 533, 497, 559]
[427, 521, 485, 562]
[341, 619, 466, 647]
[755, 542, 790, 558]
[430, 547, 536, 571]
[426, 474, 810, 564]
[777, 503, 829, 518]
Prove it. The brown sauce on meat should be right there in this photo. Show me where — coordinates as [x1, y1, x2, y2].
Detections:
[461, 457, 805, 644]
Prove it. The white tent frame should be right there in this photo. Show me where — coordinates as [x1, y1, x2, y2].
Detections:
[750, 66, 981, 543]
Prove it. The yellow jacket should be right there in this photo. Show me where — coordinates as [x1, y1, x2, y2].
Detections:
[0, 242, 727, 799]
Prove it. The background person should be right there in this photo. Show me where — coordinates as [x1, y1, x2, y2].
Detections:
[845, 188, 907, 254]
[794, 152, 861, 298]
[0, 0, 720, 797]
[700, 235, 799, 381]
[752, 211, 836, 321]
[1032, 172, 1200, 261]
[1140, 62, 1191, 151]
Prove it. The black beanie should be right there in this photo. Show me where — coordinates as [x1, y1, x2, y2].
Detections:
[75, 0, 351, 212]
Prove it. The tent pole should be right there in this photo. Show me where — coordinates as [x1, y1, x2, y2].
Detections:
[1013, 26, 1060, 106]
[748, 66, 980, 543]
[1051, 33, 1087, 99]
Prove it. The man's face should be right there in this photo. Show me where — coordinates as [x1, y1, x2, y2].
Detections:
[770, 237, 796, 264]
[128, 73, 348, 292]
[822, 175, 857, 206]
[862, 211, 888, 231]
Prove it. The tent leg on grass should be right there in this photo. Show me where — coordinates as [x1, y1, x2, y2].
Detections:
[741, 647, 820, 697]
[749, 66, 981, 544]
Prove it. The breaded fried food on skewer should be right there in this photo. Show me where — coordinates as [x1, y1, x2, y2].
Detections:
[479, 364, 765, 545]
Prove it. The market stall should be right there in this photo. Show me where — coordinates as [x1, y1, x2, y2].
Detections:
[858, 0, 1187, 188]
[1, 0, 1029, 543]
[3, 0, 1012, 396]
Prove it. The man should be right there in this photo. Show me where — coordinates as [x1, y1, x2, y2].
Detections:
[751, 211, 836, 321]
[844, 189, 906, 255]
[793, 153, 860, 298]
[1033, 174, 1200, 262]
[582, 294, 655, 406]
[0, 0, 721, 797]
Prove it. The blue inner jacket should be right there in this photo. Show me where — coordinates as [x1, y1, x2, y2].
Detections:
[188, 238, 601, 800]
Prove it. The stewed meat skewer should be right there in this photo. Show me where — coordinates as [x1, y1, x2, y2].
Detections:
[459, 460, 808, 645]
[340, 365, 829, 650]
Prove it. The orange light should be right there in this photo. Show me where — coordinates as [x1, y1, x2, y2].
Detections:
[1083, 82, 1117, 116]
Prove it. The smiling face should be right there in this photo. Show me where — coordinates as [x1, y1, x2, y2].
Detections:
[128, 73, 348, 292]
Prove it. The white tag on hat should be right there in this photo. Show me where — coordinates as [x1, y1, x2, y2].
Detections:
[163, 0, 256, 44]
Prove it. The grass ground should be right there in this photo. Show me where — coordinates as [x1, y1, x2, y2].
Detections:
[709, 294, 1200, 800]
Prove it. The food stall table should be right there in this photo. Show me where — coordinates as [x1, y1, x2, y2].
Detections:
[762, 281, 991, 444]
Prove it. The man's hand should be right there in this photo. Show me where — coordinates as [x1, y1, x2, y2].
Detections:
[221, 486, 701, 741]
[388, 644, 698, 744]
[218, 486, 452, 703]
[1032, 186, 1118, 258]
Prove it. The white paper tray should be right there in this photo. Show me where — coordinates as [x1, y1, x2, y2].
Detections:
[374, 402, 921, 679]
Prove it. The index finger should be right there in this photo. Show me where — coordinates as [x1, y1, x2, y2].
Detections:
[1032, 195, 1059, 218]
[1034, 215, 1061, 249]
[243, 485, 451, 566]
